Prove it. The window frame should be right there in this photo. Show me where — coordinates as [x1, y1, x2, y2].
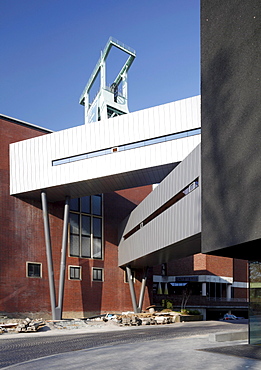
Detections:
[92, 267, 104, 282]
[69, 195, 103, 260]
[26, 262, 42, 278]
[68, 265, 82, 280]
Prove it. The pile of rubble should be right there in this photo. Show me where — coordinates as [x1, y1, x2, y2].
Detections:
[0, 318, 45, 334]
[0, 310, 196, 334]
[16, 318, 45, 332]
[86, 311, 181, 326]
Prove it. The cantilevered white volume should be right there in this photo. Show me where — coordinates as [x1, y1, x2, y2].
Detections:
[10, 96, 201, 201]
[118, 144, 201, 268]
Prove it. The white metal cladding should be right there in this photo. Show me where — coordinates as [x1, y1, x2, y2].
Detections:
[10, 96, 200, 200]
[118, 144, 201, 268]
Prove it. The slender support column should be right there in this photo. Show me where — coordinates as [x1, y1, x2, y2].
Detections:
[137, 271, 147, 313]
[41, 191, 57, 320]
[202, 282, 207, 296]
[126, 266, 138, 313]
[227, 284, 232, 300]
[57, 196, 70, 319]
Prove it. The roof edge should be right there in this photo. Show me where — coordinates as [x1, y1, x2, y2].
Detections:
[0, 113, 53, 133]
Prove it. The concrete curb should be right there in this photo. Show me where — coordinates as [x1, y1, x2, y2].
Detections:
[209, 330, 248, 342]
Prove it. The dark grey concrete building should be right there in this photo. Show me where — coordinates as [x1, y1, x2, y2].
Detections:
[201, 0, 261, 343]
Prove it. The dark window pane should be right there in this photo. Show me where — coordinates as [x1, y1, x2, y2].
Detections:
[81, 235, 91, 258]
[82, 215, 90, 236]
[93, 268, 102, 281]
[81, 196, 91, 213]
[93, 217, 102, 237]
[70, 266, 80, 280]
[92, 195, 102, 215]
[70, 234, 80, 256]
[93, 237, 102, 259]
[70, 214, 79, 234]
[74, 268, 80, 279]
[28, 263, 41, 277]
[70, 198, 79, 212]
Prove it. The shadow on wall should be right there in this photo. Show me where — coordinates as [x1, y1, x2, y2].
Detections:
[202, 45, 261, 257]
[78, 191, 148, 316]
[104, 191, 149, 245]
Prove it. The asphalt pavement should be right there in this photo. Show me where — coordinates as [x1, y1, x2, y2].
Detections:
[1, 320, 261, 370]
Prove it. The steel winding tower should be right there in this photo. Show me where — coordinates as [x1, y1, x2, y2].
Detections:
[79, 37, 136, 124]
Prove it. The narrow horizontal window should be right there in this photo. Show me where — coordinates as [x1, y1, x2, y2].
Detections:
[52, 128, 201, 166]
[123, 178, 199, 240]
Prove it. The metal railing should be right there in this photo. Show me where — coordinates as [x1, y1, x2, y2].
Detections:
[207, 297, 249, 302]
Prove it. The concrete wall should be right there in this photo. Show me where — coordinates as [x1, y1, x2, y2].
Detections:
[201, 1, 261, 259]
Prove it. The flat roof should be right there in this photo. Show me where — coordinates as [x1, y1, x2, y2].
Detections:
[0, 113, 53, 133]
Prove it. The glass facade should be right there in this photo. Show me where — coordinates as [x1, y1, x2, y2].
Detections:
[249, 261, 261, 344]
[69, 195, 103, 259]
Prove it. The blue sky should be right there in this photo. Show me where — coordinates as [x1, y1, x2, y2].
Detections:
[1, 0, 200, 131]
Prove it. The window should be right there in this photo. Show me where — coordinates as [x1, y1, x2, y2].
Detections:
[69, 265, 82, 280]
[123, 177, 199, 240]
[27, 262, 42, 278]
[69, 195, 103, 259]
[92, 267, 103, 282]
[161, 263, 167, 276]
[52, 128, 201, 166]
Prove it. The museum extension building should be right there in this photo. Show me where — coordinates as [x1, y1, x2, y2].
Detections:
[1, 2, 260, 346]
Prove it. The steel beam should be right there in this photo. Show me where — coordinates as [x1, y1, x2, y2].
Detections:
[138, 268, 148, 313]
[57, 196, 70, 318]
[41, 192, 71, 320]
[41, 191, 57, 319]
[126, 266, 138, 313]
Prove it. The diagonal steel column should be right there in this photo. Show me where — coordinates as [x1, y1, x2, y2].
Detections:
[137, 268, 148, 313]
[41, 191, 57, 319]
[126, 266, 138, 313]
[41, 192, 71, 320]
[57, 196, 70, 319]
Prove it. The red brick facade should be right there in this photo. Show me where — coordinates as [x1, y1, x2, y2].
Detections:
[0, 116, 152, 318]
[0, 117, 53, 316]
[0, 115, 248, 319]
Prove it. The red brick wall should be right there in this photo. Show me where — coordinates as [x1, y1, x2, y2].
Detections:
[0, 117, 56, 316]
[193, 253, 207, 273]
[234, 259, 248, 282]
[234, 287, 248, 299]
[206, 255, 233, 277]
[61, 188, 153, 316]
[153, 253, 235, 278]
